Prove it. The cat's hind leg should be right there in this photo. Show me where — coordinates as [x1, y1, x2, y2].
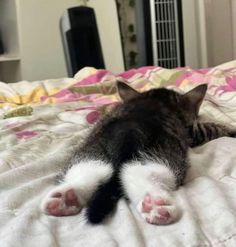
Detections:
[121, 161, 181, 225]
[41, 160, 112, 217]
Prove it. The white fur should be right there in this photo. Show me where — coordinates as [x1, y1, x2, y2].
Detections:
[41, 160, 112, 213]
[121, 160, 180, 225]
[121, 160, 176, 203]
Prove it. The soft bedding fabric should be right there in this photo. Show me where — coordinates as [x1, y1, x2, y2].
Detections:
[1, 61, 236, 246]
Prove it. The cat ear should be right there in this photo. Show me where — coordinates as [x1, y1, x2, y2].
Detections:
[182, 84, 207, 114]
[117, 81, 140, 101]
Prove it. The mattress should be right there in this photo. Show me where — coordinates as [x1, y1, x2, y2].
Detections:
[1, 61, 236, 246]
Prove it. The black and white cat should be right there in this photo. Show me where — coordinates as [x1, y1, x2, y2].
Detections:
[41, 81, 235, 225]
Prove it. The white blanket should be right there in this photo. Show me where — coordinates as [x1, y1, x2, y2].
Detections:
[1, 137, 236, 246]
[1, 63, 236, 246]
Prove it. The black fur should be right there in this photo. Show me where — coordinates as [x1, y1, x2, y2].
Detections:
[188, 121, 236, 147]
[60, 82, 234, 224]
[86, 171, 122, 224]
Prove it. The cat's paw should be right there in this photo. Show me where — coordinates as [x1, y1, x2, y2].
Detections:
[138, 193, 180, 225]
[41, 188, 82, 217]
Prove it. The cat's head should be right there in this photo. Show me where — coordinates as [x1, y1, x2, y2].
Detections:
[117, 81, 207, 126]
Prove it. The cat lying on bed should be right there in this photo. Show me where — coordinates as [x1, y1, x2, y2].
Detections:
[41, 81, 235, 225]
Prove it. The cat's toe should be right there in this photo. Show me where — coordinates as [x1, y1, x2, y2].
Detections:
[42, 188, 82, 216]
[139, 194, 180, 225]
[146, 214, 170, 225]
[141, 194, 152, 213]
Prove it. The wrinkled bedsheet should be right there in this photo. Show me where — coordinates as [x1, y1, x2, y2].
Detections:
[1, 61, 236, 246]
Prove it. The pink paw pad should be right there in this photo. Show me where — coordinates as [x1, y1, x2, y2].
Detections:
[139, 193, 179, 225]
[44, 189, 81, 217]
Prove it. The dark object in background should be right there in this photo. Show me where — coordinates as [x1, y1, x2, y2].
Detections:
[60, 6, 105, 77]
[0, 31, 4, 54]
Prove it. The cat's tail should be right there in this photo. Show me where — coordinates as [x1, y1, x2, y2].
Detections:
[85, 171, 122, 224]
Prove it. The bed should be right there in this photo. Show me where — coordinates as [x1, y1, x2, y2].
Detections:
[1, 61, 236, 246]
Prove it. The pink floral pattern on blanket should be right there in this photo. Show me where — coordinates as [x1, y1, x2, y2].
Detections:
[2, 64, 236, 149]
[217, 76, 236, 92]
[40, 66, 236, 107]
[15, 131, 38, 139]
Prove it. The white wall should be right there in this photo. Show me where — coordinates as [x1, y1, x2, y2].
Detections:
[88, 0, 124, 73]
[15, 0, 123, 81]
[204, 0, 233, 66]
[196, 0, 209, 68]
[231, 0, 236, 59]
[182, 0, 212, 68]
[182, 0, 199, 68]
[182, 0, 234, 68]
[16, 0, 81, 81]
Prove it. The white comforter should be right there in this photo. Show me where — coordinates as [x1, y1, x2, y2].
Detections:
[1, 62, 236, 246]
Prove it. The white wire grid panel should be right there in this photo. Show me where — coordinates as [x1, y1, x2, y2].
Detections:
[150, 0, 181, 68]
